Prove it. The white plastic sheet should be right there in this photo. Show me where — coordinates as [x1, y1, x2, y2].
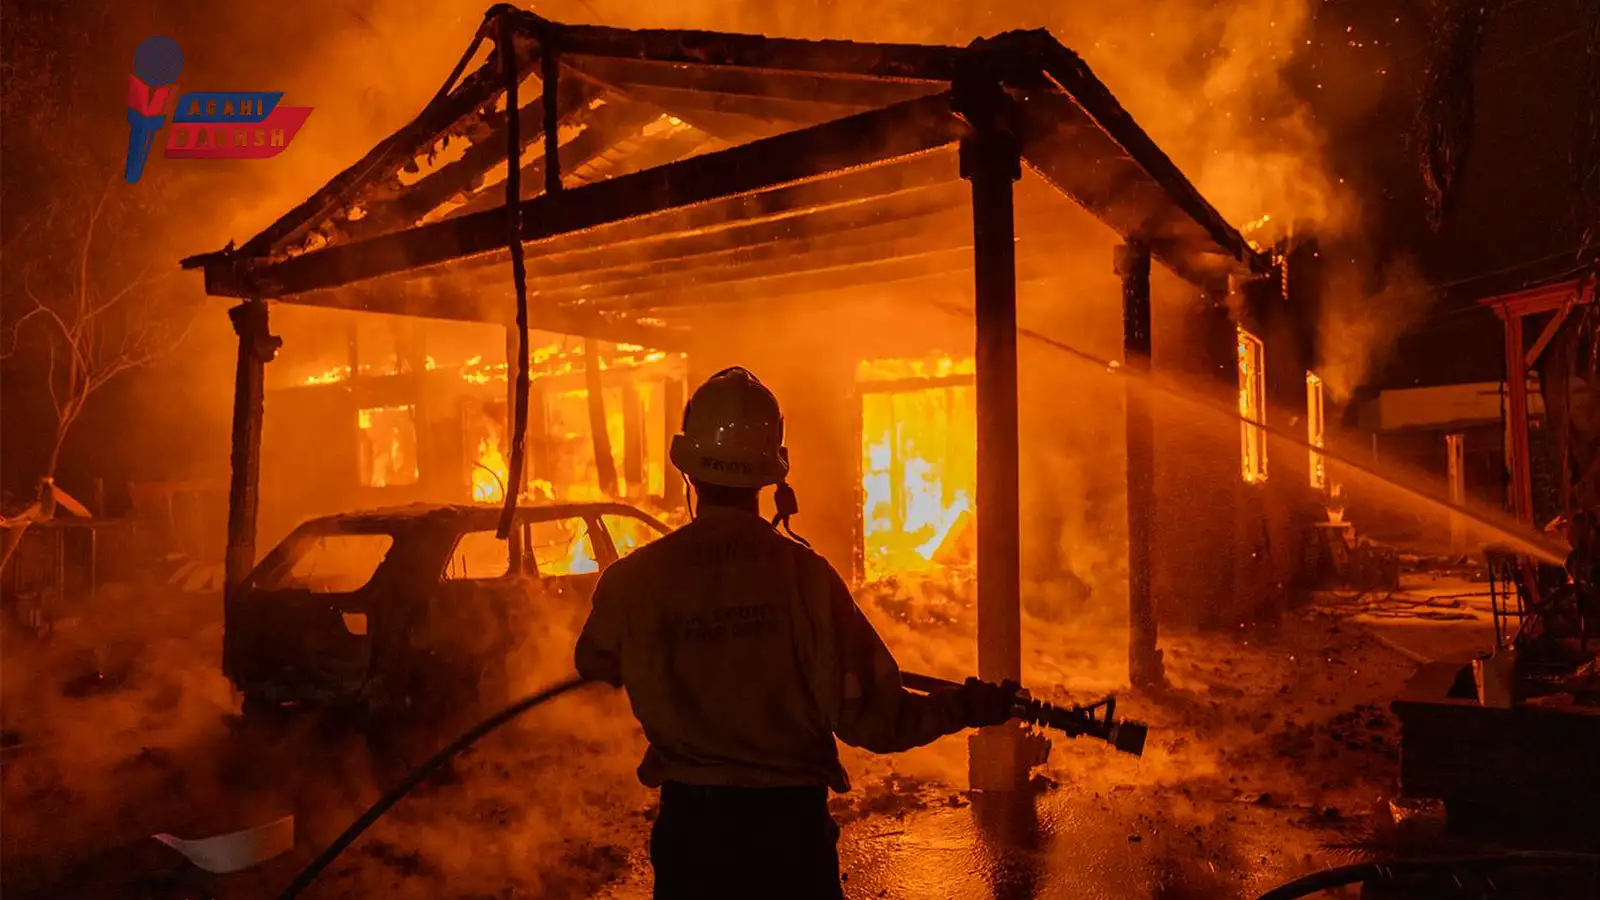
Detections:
[153, 815, 295, 874]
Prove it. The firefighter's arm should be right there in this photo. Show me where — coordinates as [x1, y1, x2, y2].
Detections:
[809, 566, 968, 754]
[574, 568, 624, 687]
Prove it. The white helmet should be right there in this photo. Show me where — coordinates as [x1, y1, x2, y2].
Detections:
[669, 367, 789, 488]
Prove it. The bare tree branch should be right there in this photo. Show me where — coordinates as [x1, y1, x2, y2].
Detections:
[3, 162, 198, 485]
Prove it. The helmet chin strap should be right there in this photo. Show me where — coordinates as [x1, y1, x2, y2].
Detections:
[771, 482, 810, 548]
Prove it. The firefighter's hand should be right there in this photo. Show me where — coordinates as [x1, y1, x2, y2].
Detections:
[958, 677, 1020, 728]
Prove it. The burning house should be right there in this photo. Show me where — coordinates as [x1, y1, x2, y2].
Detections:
[179, 7, 1325, 781]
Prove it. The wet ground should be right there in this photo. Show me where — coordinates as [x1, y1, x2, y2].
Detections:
[0, 577, 1520, 900]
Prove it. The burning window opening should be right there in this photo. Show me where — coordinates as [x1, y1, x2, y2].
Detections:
[1306, 371, 1327, 490]
[467, 384, 668, 505]
[1238, 328, 1267, 484]
[858, 356, 977, 582]
[470, 415, 510, 503]
[357, 406, 420, 488]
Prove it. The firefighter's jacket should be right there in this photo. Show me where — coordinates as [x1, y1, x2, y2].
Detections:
[574, 505, 966, 792]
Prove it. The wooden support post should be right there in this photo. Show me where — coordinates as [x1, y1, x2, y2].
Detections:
[1446, 432, 1467, 557]
[663, 377, 686, 510]
[223, 298, 280, 676]
[541, 36, 563, 197]
[1118, 241, 1163, 689]
[504, 325, 520, 499]
[530, 383, 551, 490]
[1504, 314, 1534, 524]
[959, 89, 1034, 792]
[584, 338, 621, 497]
[345, 319, 360, 382]
[622, 383, 643, 498]
[851, 386, 865, 584]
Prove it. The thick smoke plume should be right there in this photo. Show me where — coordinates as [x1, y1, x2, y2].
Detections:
[1316, 255, 1434, 404]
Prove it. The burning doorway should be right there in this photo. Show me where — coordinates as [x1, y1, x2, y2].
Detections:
[858, 356, 976, 581]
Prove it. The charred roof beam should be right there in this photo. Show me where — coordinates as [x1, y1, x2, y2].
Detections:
[600, 247, 1066, 314]
[348, 74, 598, 241]
[528, 210, 1080, 306]
[446, 102, 664, 219]
[289, 282, 691, 350]
[1028, 40, 1265, 282]
[239, 24, 542, 259]
[562, 54, 945, 107]
[213, 92, 968, 299]
[446, 177, 970, 284]
[497, 7, 958, 82]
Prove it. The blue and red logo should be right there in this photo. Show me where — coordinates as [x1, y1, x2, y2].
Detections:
[124, 36, 314, 184]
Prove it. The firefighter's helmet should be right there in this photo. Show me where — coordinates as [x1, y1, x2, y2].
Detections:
[670, 367, 789, 488]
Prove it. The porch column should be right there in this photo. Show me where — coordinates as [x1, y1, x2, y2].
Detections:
[224, 299, 280, 667]
[1503, 313, 1534, 524]
[960, 101, 1029, 792]
[1446, 432, 1467, 556]
[1117, 242, 1163, 688]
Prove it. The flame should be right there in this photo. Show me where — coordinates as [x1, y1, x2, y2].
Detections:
[305, 364, 351, 385]
[566, 530, 599, 574]
[472, 424, 509, 502]
[357, 405, 419, 488]
[1306, 371, 1326, 490]
[301, 342, 685, 389]
[858, 356, 976, 581]
[1238, 328, 1268, 484]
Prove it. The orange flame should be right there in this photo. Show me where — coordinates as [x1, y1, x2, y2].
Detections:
[858, 356, 976, 581]
[471, 429, 509, 502]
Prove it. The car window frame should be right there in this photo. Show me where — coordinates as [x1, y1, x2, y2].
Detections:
[437, 511, 613, 583]
[595, 507, 671, 562]
[522, 512, 610, 577]
[246, 521, 403, 595]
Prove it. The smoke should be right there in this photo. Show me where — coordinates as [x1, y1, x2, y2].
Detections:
[1316, 254, 1434, 404]
[0, 579, 650, 899]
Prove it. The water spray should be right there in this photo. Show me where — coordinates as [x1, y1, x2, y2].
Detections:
[934, 301, 1568, 566]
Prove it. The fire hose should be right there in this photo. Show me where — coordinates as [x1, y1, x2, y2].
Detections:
[274, 673, 1148, 899]
[1252, 851, 1600, 900]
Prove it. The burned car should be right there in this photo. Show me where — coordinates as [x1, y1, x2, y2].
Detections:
[227, 501, 670, 720]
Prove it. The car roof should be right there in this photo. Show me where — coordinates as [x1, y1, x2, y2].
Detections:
[292, 500, 668, 534]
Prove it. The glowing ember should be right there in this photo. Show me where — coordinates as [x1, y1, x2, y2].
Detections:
[858, 356, 976, 581]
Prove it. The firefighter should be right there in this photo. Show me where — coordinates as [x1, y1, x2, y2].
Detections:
[574, 366, 1017, 900]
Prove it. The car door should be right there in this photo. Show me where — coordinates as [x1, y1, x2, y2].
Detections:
[417, 527, 527, 713]
[521, 512, 608, 598]
[229, 525, 396, 701]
